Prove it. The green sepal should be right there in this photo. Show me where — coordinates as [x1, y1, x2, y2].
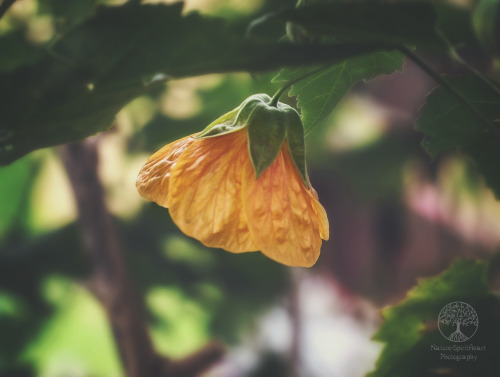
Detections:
[247, 103, 287, 179]
[246, 95, 309, 187]
[284, 107, 309, 188]
[196, 94, 270, 138]
[195, 107, 241, 138]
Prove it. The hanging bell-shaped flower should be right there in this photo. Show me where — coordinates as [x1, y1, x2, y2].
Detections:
[137, 94, 329, 267]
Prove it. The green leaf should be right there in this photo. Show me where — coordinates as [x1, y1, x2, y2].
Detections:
[370, 258, 500, 377]
[272, 50, 404, 133]
[0, 31, 44, 72]
[0, 1, 396, 166]
[38, 0, 97, 34]
[276, 2, 446, 49]
[415, 75, 500, 198]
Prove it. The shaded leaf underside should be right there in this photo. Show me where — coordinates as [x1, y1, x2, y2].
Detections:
[276, 2, 446, 49]
[0, 2, 397, 165]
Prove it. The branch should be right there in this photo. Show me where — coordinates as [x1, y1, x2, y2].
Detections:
[398, 45, 500, 138]
[59, 138, 224, 377]
[60, 139, 161, 377]
[445, 42, 500, 99]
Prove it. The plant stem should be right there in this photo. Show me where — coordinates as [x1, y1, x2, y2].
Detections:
[270, 85, 291, 107]
[270, 65, 330, 107]
[398, 45, 500, 137]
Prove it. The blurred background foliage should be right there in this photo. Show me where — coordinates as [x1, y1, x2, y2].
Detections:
[1, 0, 500, 376]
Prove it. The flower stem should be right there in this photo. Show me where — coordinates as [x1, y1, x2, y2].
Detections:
[270, 84, 291, 107]
[398, 45, 500, 137]
[270, 65, 330, 107]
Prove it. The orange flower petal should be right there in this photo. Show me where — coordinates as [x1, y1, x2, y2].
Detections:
[317, 201, 330, 241]
[137, 128, 329, 266]
[310, 186, 330, 241]
[136, 135, 196, 208]
[242, 143, 328, 267]
[167, 130, 258, 252]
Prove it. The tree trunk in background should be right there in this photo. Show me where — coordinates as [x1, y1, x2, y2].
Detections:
[60, 138, 223, 377]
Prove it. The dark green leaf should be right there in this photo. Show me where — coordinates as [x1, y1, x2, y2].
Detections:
[276, 2, 446, 49]
[415, 75, 500, 198]
[37, 0, 98, 34]
[370, 258, 500, 377]
[272, 50, 404, 132]
[0, 31, 44, 72]
[0, 2, 396, 166]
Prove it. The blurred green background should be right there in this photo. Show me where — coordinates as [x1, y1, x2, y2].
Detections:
[2, 0, 500, 376]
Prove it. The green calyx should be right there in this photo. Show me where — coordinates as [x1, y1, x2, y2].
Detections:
[196, 93, 309, 187]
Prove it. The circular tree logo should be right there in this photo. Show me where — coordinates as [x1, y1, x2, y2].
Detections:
[438, 301, 478, 342]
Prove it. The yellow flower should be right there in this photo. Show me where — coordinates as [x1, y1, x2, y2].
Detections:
[137, 95, 329, 267]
